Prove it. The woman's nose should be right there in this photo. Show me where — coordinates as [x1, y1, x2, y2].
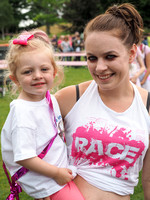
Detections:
[96, 59, 108, 71]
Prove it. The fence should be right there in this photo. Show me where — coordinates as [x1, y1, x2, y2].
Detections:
[0, 51, 87, 96]
[0, 52, 87, 70]
[54, 52, 87, 66]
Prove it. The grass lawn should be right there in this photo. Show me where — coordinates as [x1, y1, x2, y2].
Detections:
[0, 66, 144, 199]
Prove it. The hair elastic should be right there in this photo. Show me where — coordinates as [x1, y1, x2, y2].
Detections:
[13, 34, 34, 46]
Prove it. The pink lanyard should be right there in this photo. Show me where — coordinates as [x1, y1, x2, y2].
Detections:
[3, 91, 58, 200]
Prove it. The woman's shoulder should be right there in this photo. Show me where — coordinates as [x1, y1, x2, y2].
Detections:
[55, 80, 92, 118]
[78, 80, 93, 96]
[55, 80, 92, 98]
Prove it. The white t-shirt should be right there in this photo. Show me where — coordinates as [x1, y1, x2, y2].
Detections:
[64, 81, 150, 195]
[1, 95, 69, 198]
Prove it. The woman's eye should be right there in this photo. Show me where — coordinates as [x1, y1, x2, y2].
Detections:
[87, 56, 97, 62]
[106, 55, 116, 60]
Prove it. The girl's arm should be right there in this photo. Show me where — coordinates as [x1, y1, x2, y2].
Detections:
[17, 157, 73, 185]
[142, 136, 150, 200]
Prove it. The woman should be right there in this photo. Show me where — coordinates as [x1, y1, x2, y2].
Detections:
[55, 3, 150, 200]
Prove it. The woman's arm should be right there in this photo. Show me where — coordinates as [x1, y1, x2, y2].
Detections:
[141, 87, 150, 200]
[17, 157, 73, 185]
[142, 136, 150, 200]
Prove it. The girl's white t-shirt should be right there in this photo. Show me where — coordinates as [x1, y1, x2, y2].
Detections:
[1, 95, 68, 198]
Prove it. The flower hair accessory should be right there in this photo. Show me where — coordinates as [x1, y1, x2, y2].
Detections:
[13, 34, 34, 46]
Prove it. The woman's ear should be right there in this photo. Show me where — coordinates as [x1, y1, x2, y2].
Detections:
[9, 75, 18, 84]
[129, 44, 137, 63]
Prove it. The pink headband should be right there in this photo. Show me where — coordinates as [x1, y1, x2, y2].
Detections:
[13, 34, 34, 45]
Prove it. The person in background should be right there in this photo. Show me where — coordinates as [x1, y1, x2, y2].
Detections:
[72, 32, 80, 47]
[57, 35, 64, 52]
[55, 3, 150, 200]
[129, 46, 146, 86]
[61, 35, 72, 61]
[72, 33, 84, 62]
[67, 34, 74, 52]
[139, 42, 150, 91]
[1, 29, 85, 200]
[51, 34, 58, 51]
[142, 36, 148, 46]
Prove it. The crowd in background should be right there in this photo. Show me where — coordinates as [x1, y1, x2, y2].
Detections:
[50, 31, 84, 61]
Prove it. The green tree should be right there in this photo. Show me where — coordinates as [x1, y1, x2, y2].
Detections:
[135, 0, 150, 29]
[27, 0, 66, 35]
[63, 0, 150, 33]
[0, 0, 14, 39]
[9, 0, 32, 33]
[63, 0, 102, 33]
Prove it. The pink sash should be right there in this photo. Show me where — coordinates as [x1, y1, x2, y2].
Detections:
[3, 91, 58, 200]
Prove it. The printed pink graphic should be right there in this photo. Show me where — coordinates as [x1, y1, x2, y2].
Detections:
[71, 121, 145, 180]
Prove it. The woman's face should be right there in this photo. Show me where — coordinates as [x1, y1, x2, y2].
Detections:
[85, 31, 136, 91]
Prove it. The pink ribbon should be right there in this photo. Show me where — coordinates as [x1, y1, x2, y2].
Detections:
[13, 34, 34, 45]
[6, 182, 22, 200]
[3, 162, 22, 200]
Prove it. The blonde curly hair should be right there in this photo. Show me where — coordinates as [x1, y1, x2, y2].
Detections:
[5, 29, 63, 95]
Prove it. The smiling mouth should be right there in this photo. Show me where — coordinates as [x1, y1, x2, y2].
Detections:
[32, 82, 45, 86]
[98, 73, 114, 80]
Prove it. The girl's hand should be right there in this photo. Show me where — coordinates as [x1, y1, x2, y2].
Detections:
[53, 168, 73, 185]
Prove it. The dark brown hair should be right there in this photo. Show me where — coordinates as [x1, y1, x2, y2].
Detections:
[84, 3, 143, 48]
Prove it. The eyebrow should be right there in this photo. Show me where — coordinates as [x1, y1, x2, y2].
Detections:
[86, 52, 94, 56]
[86, 50, 117, 56]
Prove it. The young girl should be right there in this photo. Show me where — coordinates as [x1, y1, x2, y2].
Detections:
[1, 29, 84, 200]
